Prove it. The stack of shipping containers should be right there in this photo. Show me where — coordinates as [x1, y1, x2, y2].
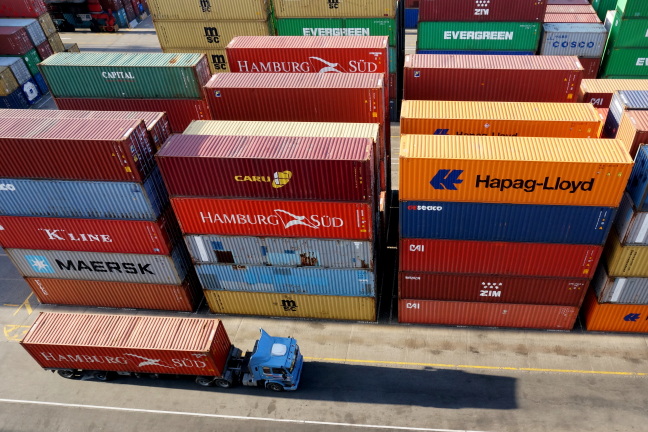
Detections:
[38, 52, 213, 132]
[44, 0, 150, 32]
[404, 0, 418, 30]
[147, 0, 272, 74]
[603, 90, 648, 138]
[0, 111, 199, 312]
[601, 0, 648, 78]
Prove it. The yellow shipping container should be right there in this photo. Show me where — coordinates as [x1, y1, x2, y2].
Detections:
[47, 33, 65, 53]
[605, 230, 648, 277]
[273, 0, 396, 18]
[399, 135, 633, 206]
[204, 291, 376, 322]
[154, 20, 271, 50]
[0, 67, 19, 97]
[148, 0, 269, 20]
[37, 13, 57, 37]
[162, 48, 230, 74]
[400, 100, 602, 138]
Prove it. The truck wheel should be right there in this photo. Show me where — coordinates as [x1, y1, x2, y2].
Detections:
[57, 369, 76, 379]
[195, 376, 215, 387]
[214, 379, 232, 388]
[266, 382, 284, 392]
[94, 371, 112, 382]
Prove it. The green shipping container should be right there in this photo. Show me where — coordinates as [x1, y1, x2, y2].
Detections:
[608, 13, 648, 48]
[617, 0, 648, 19]
[389, 46, 396, 74]
[275, 18, 397, 45]
[0, 49, 40, 76]
[38, 53, 211, 100]
[417, 22, 541, 52]
[601, 47, 648, 77]
[592, 0, 619, 21]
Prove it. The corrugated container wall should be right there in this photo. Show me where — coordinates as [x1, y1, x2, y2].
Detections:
[1, 49, 41, 76]
[579, 79, 648, 108]
[616, 0, 648, 19]
[601, 48, 648, 78]
[161, 48, 230, 75]
[593, 268, 648, 304]
[0, 27, 32, 56]
[272, 0, 397, 18]
[605, 230, 648, 277]
[545, 4, 596, 13]
[419, 0, 548, 21]
[275, 18, 397, 41]
[615, 110, 648, 157]
[606, 14, 648, 48]
[0, 67, 18, 96]
[540, 23, 607, 57]
[147, 0, 269, 20]
[417, 22, 541, 52]
[0, 19, 46, 46]
[153, 20, 271, 50]
[0, 58, 32, 85]
[578, 58, 601, 80]
[543, 13, 602, 23]
[614, 193, 648, 245]
[605, 91, 648, 138]
[626, 146, 648, 211]
[0, 0, 47, 18]
[582, 289, 648, 332]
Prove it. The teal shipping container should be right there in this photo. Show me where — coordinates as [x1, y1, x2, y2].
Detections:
[275, 18, 397, 45]
[417, 22, 541, 52]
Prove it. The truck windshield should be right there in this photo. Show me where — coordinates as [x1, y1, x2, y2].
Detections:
[289, 346, 299, 373]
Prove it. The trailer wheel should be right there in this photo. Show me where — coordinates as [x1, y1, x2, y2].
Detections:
[195, 376, 215, 387]
[214, 379, 232, 388]
[94, 371, 112, 382]
[57, 369, 76, 379]
[266, 382, 284, 392]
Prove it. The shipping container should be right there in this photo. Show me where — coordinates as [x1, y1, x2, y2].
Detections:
[0, 0, 47, 18]
[0, 67, 19, 97]
[615, 110, 648, 157]
[64, 43, 80, 53]
[543, 13, 602, 23]
[399, 135, 630, 206]
[171, 197, 373, 240]
[604, 91, 648, 138]
[593, 267, 648, 304]
[27, 277, 198, 311]
[21, 312, 231, 375]
[35, 40, 53, 61]
[615, 193, 648, 245]
[400, 201, 614, 244]
[419, 0, 547, 22]
[600, 48, 648, 78]
[275, 18, 397, 43]
[403, 54, 583, 102]
[157, 134, 373, 202]
[400, 238, 602, 278]
[0, 49, 40, 76]
[592, 0, 617, 21]
[540, 23, 607, 57]
[578, 57, 601, 79]
[33, 72, 47, 95]
[579, 79, 648, 108]
[39, 53, 211, 100]
[203, 290, 376, 321]
[0, 87, 29, 109]
[399, 272, 588, 306]
[0, 168, 168, 221]
[598, 108, 609, 123]
[37, 13, 57, 37]
[417, 22, 541, 52]
[0, 57, 31, 85]
[627, 146, 648, 212]
[605, 229, 648, 277]
[398, 299, 578, 329]
[161, 48, 230, 74]
[197, 264, 375, 297]
[54, 97, 212, 133]
[273, 0, 396, 18]
[616, 0, 648, 19]
[147, 0, 269, 20]
[47, 33, 65, 54]
[0, 19, 47, 46]
[7, 247, 189, 285]
[606, 14, 648, 49]
[153, 20, 271, 50]
[548, 0, 593, 4]
[400, 100, 601, 137]
[582, 288, 648, 332]
[0, 117, 155, 183]
[0, 27, 32, 56]
[416, 50, 535, 55]
[16, 77, 40, 105]
[546, 4, 596, 14]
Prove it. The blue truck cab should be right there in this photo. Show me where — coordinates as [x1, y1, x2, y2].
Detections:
[245, 329, 303, 391]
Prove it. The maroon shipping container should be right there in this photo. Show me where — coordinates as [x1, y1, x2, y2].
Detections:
[543, 13, 601, 23]
[400, 238, 602, 278]
[578, 57, 601, 79]
[419, 0, 548, 22]
[403, 54, 583, 102]
[157, 134, 374, 202]
[0, 117, 155, 182]
[405, 0, 419, 7]
[54, 98, 212, 133]
[123, 0, 137, 21]
[0, 211, 181, 255]
[398, 299, 578, 330]
[399, 272, 589, 306]
[21, 312, 231, 375]
[545, 4, 596, 13]
[36, 40, 54, 60]
[0, 27, 33, 56]
[389, 73, 397, 99]
[27, 277, 199, 311]
[0, 0, 47, 18]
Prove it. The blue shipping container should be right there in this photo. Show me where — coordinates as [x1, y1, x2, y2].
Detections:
[0, 87, 29, 109]
[0, 167, 168, 220]
[196, 265, 376, 297]
[32, 73, 48, 95]
[416, 50, 535, 55]
[390, 99, 399, 123]
[114, 8, 128, 29]
[405, 8, 418, 30]
[627, 146, 648, 212]
[604, 90, 648, 138]
[400, 201, 615, 244]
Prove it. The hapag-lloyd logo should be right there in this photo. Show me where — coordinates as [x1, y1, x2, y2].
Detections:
[236, 55, 384, 74]
[200, 209, 344, 229]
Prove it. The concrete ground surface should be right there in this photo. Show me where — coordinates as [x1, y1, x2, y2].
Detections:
[1, 18, 644, 432]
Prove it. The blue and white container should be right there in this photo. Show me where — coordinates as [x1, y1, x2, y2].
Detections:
[627, 146, 648, 212]
[615, 193, 648, 245]
[540, 23, 607, 57]
[0, 57, 31, 85]
[593, 267, 648, 304]
[32, 72, 48, 95]
[604, 90, 648, 138]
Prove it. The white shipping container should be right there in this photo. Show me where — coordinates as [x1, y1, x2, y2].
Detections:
[615, 193, 648, 245]
[541, 23, 607, 57]
[593, 267, 648, 304]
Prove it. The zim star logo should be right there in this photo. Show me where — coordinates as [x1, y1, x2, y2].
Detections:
[25, 255, 55, 274]
[430, 169, 463, 190]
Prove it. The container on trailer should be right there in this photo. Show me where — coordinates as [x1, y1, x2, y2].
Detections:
[600, 48, 648, 78]
[0, 57, 31, 85]
[0, 0, 47, 18]
[0, 49, 40, 76]
[37, 13, 57, 37]
[416, 22, 541, 52]
[0, 66, 19, 97]
[171, 197, 373, 240]
[153, 20, 271, 50]
[0, 117, 155, 182]
[418, 0, 547, 22]
[0, 87, 29, 109]
[540, 23, 607, 57]
[582, 288, 648, 332]
[593, 267, 648, 304]
[0, 27, 32, 57]
[400, 201, 614, 244]
[399, 273, 588, 306]
[399, 135, 630, 206]
[578, 57, 601, 79]
[627, 146, 648, 212]
[21, 312, 231, 376]
[398, 299, 578, 329]
[0, 168, 168, 220]
[604, 91, 648, 138]
[26, 277, 199, 311]
[7, 247, 189, 285]
[579, 79, 648, 108]
[403, 54, 583, 102]
[272, 0, 397, 18]
[156, 134, 374, 202]
[616, 0, 648, 19]
[543, 13, 602, 23]
[203, 290, 376, 321]
[147, 0, 269, 20]
[546, 4, 596, 14]
[400, 100, 601, 137]
[35, 40, 53, 61]
[275, 18, 397, 42]
[39, 53, 211, 100]
[0, 18, 47, 46]
[605, 230, 648, 277]
[400, 238, 602, 278]
[615, 110, 648, 157]
[161, 48, 230, 74]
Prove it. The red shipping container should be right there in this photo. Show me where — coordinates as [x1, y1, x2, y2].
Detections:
[543, 13, 601, 23]
[405, 0, 419, 7]
[547, 0, 589, 4]
[0, 27, 33, 56]
[0, 0, 47, 18]
[419, 0, 548, 22]
[36, 40, 53, 61]
[400, 238, 602, 278]
[21, 312, 231, 376]
[0, 211, 180, 255]
[0, 117, 154, 182]
[582, 289, 648, 333]
[54, 98, 212, 133]
[27, 277, 198, 311]
[398, 299, 578, 329]
[578, 57, 601, 79]
[403, 54, 583, 102]
[389, 73, 397, 100]
[171, 197, 373, 240]
[157, 134, 374, 202]
[399, 272, 589, 306]
[545, 4, 596, 14]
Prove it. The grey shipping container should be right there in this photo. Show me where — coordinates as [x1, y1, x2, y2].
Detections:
[0, 57, 31, 85]
[615, 193, 648, 245]
[7, 247, 189, 285]
[604, 90, 648, 138]
[540, 23, 607, 57]
[0, 18, 46, 46]
[594, 267, 648, 304]
[185, 235, 373, 269]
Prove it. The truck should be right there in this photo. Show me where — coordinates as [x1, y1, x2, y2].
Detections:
[20, 312, 303, 392]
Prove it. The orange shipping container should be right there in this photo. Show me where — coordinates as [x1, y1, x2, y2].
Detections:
[615, 110, 648, 158]
[579, 79, 648, 108]
[582, 289, 648, 333]
[399, 135, 632, 206]
[400, 100, 601, 138]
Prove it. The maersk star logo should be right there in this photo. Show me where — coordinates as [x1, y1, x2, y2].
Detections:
[25, 255, 55, 274]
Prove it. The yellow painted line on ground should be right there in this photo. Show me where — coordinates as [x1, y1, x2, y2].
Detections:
[12, 293, 33, 316]
[304, 357, 648, 377]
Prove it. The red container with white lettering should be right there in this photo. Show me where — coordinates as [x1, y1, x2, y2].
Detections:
[0, 211, 180, 255]
[171, 197, 374, 240]
[419, 0, 548, 22]
[0, 0, 47, 18]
